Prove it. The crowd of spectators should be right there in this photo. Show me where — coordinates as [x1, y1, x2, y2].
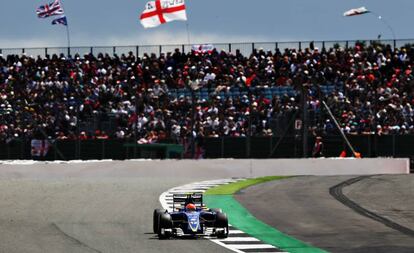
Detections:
[1, 41, 414, 144]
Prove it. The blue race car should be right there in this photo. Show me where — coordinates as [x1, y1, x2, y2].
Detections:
[153, 193, 229, 239]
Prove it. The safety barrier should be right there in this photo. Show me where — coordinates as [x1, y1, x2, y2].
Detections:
[1, 135, 414, 165]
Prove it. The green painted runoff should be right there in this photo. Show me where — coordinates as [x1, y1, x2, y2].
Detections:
[204, 177, 328, 253]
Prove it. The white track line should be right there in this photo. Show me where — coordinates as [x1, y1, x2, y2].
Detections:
[228, 244, 276, 249]
[228, 230, 245, 234]
[220, 237, 260, 242]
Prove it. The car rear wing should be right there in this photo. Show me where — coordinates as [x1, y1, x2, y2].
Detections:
[172, 193, 203, 210]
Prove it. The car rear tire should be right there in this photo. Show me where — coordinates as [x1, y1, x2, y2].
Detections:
[153, 209, 166, 234]
[215, 212, 229, 238]
[216, 227, 228, 239]
[158, 213, 173, 239]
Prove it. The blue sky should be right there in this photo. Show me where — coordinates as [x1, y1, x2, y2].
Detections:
[0, 0, 413, 48]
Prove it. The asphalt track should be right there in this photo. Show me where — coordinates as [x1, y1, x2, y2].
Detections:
[236, 175, 414, 253]
[0, 161, 243, 253]
[1, 161, 412, 253]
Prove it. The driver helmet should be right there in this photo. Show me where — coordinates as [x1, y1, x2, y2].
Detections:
[186, 203, 196, 212]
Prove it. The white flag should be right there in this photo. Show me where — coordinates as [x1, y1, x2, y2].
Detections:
[343, 7, 369, 17]
[140, 0, 187, 29]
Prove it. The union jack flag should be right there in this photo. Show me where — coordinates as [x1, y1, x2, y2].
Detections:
[36, 0, 64, 18]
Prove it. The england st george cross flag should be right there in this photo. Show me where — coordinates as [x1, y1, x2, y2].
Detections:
[140, 0, 187, 28]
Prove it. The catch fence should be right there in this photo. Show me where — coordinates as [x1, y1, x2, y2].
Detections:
[2, 39, 414, 58]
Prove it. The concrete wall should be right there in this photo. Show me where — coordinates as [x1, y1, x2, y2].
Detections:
[159, 158, 410, 177]
[0, 158, 409, 179]
[250, 158, 410, 176]
[123, 158, 408, 177]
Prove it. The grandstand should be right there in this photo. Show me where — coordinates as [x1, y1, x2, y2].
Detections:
[0, 40, 414, 170]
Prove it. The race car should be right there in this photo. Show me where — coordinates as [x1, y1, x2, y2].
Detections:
[153, 193, 229, 239]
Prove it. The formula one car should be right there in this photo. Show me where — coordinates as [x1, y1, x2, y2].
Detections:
[153, 193, 229, 239]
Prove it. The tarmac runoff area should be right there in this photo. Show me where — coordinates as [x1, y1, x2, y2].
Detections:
[236, 175, 414, 253]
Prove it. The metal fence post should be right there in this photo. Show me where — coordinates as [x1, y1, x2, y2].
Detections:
[299, 42, 302, 51]
[246, 136, 250, 158]
[7, 142, 10, 159]
[20, 140, 25, 159]
[302, 86, 309, 158]
[182, 44, 185, 53]
[54, 141, 57, 160]
[113, 46, 116, 56]
[275, 42, 278, 51]
[392, 134, 396, 157]
[0, 49, 2, 54]
[346, 41, 349, 49]
[133, 141, 137, 159]
[74, 140, 78, 160]
[393, 40, 397, 50]
[367, 135, 372, 157]
[269, 137, 273, 157]
[322, 41, 326, 51]
[136, 46, 139, 57]
[252, 43, 255, 53]
[22, 48, 25, 54]
[159, 45, 162, 56]
[102, 140, 105, 159]
[221, 137, 224, 158]
[67, 47, 70, 57]
[45, 48, 48, 56]
[229, 43, 232, 53]
[78, 140, 81, 160]
[90, 47, 93, 55]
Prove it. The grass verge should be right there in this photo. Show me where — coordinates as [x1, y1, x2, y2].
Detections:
[205, 176, 288, 195]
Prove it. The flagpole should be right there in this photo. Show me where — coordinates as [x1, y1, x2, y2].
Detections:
[65, 23, 71, 49]
[355, 0, 396, 40]
[185, 22, 191, 46]
[58, 0, 71, 54]
[370, 13, 396, 41]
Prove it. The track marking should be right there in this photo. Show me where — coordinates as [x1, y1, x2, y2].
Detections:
[159, 179, 288, 253]
[51, 223, 102, 253]
[226, 244, 276, 249]
[229, 230, 245, 234]
[220, 237, 260, 242]
[330, 176, 414, 237]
